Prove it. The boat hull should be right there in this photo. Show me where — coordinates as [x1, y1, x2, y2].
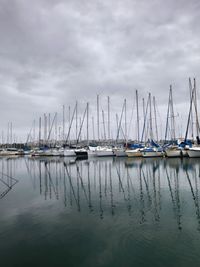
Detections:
[96, 151, 114, 157]
[165, 149, 181, 158]
[63, 149, 76, 157]
[75, 150, 88, 158]
[126, 150, 142, 157]
[114, 150, 127, 157]
[187, 149, 200, 158]
[87, 150, 97, 157]
[142, 151, 163, 157]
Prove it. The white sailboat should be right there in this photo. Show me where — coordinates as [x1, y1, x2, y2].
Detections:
[114, 147, 127, 157]
[165, 146, 181, 157]
[87, 145, 97, 157]
[141, 147, 163, 158]
[126, 148, 143, 157]
[63, 148, 76, 157]
[96, 146, 114, 157]
[187, 147, 200, 158]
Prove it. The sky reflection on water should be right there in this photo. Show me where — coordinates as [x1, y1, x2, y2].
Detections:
[0, 157, 200, 267]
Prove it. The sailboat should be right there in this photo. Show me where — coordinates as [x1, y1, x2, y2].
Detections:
[164, 86, 182, 157]
[114, 99, 128, 157]
[141, 140, 163, 158]
[140, 93, 163, 157]
[96, 146, 114, 157]
[185, 78, 200, 157]
[126, 91, 144, 157]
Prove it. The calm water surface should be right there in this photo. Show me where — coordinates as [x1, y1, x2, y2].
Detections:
[0, 156, 200, 267]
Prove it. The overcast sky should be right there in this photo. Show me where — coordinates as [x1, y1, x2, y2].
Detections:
[0, 0, 200, 142]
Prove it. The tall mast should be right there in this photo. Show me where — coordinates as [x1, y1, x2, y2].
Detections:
[59, 126, 61, 143]
[43, 114, 46, 146]
[77, 104, 88, 144]
[102, 110, 106, 141]
[55, 112, 57, 145]
[170, 85, 176, 140]
[116, 114, 119, 135]
[68, 105, 71, 144]
[136, 90, 140, 142]
[39, 116, 41, 147]
[65, 103, 77, 145]
[153, 96, 159, 142]
[149, 93, 153, 140]
[33, 119, 35, 145]
[142, 97, 145, 142]
[185, 81, 195, 141]
[10, 122, 12, 146]
[92, 116, 95, 141]
[63, 105, 65, 143]
[107, 96, 110, 140]
[7, 122, 9, 147]
[116, 99, 125, 142]
[97, 95, 100, 141]
[141, 95, 150, 143]
[79, 117, 82, 142]
[76, 101, 78, 141]
[189, 78, 194, 139]
[124, 98, 127, 142]
[48, 113, 51, 146]
[164, 89, 170, 142]
[193, 78, 200, 137]
[87, 102, 89, 144]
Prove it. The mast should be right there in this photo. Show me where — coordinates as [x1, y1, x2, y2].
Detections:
[189, 78, 194, 139]
[10, 122, 12, 147]
[92, 116, 95, 141]
[39, 116, 41, 147]
[97, 95, 100, 141]
[102, 110, 106, 141]
[33, 119, 35, 145]
[43, 113, 46, 146]
[153, 96, 159, 142]
[76, 101, 78, 141]
[76, 104, 88, 144]
[87, 102, 89, 144]
[63, 105, 65, 143]
[47, 113, 57, 142]
[116, 114, 119, 137]
[149, 93, 153, 140]
[141, 95, 150, 143]
[136, 90, 140, 142]
[55, 112, 57, 145]
[48, 113, 51, 146]
[107, 96, 110, 141]
[142, 97, 145, 142]
[65, 103, 77, 145]
[116, 99, 126, 143]
[164, 89, 170, 142]
[125, 98, 127, 143]
[185, 81, 195, 141]
[68, 105, 71, 144]
[7, 122, 9, 147]
[170, 85, 176, 141]
[193, 78, 200, 138]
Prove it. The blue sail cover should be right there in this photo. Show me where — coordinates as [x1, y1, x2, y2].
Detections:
[179, 140, 192, 148]
[129, 143, 144, 149]
[150, 139, 160, 148]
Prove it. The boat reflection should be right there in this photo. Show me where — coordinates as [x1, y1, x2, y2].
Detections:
[1, 156, 200, 231]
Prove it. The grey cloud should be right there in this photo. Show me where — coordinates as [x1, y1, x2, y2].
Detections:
[0, 0, 200, 140]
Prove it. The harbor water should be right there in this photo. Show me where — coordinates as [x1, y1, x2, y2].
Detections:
[1, 156, 200, 267]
